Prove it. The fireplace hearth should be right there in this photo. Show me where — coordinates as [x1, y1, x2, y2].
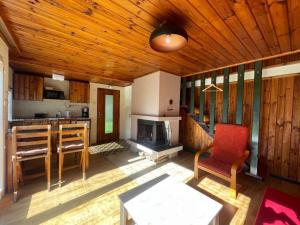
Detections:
[137, 119, 168, 148]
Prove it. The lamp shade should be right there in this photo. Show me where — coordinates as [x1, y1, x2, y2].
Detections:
[150, 22, 188, 52]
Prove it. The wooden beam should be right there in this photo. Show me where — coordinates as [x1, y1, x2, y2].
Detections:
[222, 68, 230, 123]
[189, 75, 195, 114]
[199, 75, 205, 122]
[250, 61, 263, 176]
[181, 77, 187, 107]
[183, 49, 300, 78]
[186, 61, 300, 88]
[0, 17, 21, 54]
[236, 64, 245, 125]
[209, 73, 217, 135]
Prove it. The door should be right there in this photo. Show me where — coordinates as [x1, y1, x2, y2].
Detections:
[97, 88, 120, 143]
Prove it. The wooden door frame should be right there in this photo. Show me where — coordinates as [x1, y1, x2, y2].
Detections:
[96, 88, 120, 144]
[0, 59, 4, 197]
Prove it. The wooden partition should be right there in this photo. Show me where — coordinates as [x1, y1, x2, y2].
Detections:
[179, 109, 213, 152]
[184, 74, 300, 182]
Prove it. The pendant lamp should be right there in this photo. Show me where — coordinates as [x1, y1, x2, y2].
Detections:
[150, 22, 188, 52]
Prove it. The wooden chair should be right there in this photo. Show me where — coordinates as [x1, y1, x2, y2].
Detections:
[58, 124, 88, 187]
[194, 124, 249, 198]
[12, 125, 51, 202]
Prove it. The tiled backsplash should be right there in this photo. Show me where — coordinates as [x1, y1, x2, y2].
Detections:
[13, 99, 89, 119]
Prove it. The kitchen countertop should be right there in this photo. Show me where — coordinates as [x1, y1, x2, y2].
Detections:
[10, 117, 91, 122]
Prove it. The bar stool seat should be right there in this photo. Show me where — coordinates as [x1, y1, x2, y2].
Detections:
[57, 140, 84, 152]
[16, 145, 48, 157]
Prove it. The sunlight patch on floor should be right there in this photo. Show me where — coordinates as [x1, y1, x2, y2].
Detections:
[89, 141, 126, 155]
[127, 155, 145, 163]
[117, 157, 156, 175]
[197, 177, 251, 225]
[23, 168, 136, 224]
[133, 162, 194, 185]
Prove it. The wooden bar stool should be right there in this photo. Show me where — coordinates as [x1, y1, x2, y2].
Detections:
[12, 125, 51, 202]
[58, 124, 88, 187]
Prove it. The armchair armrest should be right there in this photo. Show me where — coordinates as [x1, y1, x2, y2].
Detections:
[231, 150, 250, 175]
[194, 144, 213, 179]
[194, 144, 213, 165]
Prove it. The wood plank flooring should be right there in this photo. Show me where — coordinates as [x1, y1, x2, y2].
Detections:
[0, 149, 299, 225]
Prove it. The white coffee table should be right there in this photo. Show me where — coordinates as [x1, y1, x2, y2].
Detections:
[119, 175, 222, 225]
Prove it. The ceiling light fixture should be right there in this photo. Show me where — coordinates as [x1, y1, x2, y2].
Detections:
[107, 83, 113, 89]
[52, 73, 64, 81]
[150, 21, 188, 52]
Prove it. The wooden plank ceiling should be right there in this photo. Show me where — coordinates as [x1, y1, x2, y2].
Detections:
[0, 0, 299, 86]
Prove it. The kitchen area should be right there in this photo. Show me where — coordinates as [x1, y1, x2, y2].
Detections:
[6, 73, 92, 193]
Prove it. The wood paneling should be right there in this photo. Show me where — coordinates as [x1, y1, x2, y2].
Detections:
[185, 74, 300, 181]
[291, 77, 300, 181]
[13, 73, 43, 101]
[179, 109, 213, 151]
[1, 0, 300, 85]
[267, 0, 291, 52]
[69, 81, 90, 103]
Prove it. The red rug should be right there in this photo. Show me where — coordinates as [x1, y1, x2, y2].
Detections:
[255, 187, 300, 225]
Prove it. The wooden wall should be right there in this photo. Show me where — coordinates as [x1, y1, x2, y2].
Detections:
[186, 74, 300, 181]
[179, 109, 213, 152]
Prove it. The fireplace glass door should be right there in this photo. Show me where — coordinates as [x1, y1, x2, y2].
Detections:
[137, 119, 168, 148]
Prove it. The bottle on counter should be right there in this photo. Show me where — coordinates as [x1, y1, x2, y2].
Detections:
[56, 111, 62, 118]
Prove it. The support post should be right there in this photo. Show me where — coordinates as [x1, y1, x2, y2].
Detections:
[250, 61, 263, 176]
[189, 75, 195, 114]
[222, 68, 230, 123]
[236, 64, 245, 124]
[209, 73, 217, 135]
[199, 75, 205, 122]
[181, 77, 187, 107]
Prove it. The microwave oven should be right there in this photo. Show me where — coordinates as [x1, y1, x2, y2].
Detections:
[44, 90, 65, 100]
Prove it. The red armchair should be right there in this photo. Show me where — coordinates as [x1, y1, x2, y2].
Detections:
[194, 124, 250, 198]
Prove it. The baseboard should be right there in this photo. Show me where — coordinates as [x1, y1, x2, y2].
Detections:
[245, 172, 264, 180]
[271, 174, 300, 185]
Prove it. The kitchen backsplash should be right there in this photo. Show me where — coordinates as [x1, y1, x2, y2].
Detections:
[13, 99, 89, 119]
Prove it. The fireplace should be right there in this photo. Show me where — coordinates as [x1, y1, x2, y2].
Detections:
[137, 119, 168, 148]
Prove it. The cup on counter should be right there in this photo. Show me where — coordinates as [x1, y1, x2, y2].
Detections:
[64, 111, 71, 118]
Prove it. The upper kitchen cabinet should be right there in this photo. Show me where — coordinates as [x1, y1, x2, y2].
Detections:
[13, 74, 43, 101]
[69, 81, 90, 103]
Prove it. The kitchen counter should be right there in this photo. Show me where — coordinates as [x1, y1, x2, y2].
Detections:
[8, 117, 91, 132]
[6, 117, 91, 194]
[10, 117, 91, 122]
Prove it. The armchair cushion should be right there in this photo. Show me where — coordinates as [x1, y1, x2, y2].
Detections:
[212, 124, 248, 164]
[199, 157, 232, 177]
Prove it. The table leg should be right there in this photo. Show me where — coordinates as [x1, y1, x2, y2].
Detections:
[120, 203, 129, 225]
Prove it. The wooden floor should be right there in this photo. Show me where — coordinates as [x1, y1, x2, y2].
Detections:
[0, 149, 299, 225]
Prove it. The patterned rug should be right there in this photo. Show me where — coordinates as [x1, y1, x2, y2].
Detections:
[88, 140, 130, 155]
